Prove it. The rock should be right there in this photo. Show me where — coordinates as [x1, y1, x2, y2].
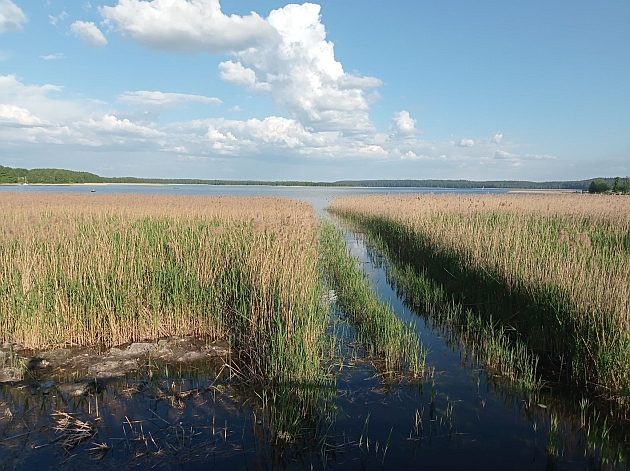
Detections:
[58, 380, 102, 397]
[205, 344, 230, 357]
[1, 337, 228, 388]
[39, 380, 56, 394]
[39, 349, 74, 366]
[0, 367, 23, 383]
[176, 351, 207, 362]
[89, 359, 139, 378]
[124, 343, 156, 356]
[24, 357, 50, 370]
[58, 382, 89, 397]
[109, 342, 156, 358]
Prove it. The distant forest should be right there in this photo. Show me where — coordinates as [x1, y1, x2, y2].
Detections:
[0, 164, 624, 190]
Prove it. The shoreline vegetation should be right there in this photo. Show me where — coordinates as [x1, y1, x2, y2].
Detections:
[2, 164, 628, 191]
[0, 193, 328, 386]
[0, 193, 425, 385]
[329, 194, 630, 413]
[320, 222, 425, 378]
[1, 191, 630, 466]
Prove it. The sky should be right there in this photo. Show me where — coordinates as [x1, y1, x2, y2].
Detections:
[0, 0, 628, 181]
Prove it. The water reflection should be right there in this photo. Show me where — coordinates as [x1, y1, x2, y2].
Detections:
[346, 225, 630, 469]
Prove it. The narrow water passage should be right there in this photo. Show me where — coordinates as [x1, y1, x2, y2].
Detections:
[339, 225, 625, 469]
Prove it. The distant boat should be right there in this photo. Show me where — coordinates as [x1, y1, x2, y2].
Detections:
[90, 189, 96, 193]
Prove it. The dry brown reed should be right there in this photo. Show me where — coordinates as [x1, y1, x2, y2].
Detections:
[330, 194, 630, 403]
[0, 193, 326, 383]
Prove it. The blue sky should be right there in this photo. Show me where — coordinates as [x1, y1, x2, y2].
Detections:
[0, 0, 628, 181]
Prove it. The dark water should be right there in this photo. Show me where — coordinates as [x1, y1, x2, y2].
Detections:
[341, 230, 630, 470]
[1, 185, 628, 469]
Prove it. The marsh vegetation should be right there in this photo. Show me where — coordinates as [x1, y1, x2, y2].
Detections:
[0, 194, 329, 386]
[330, 194, 630, 411]
[1, 190, 629, 468]
[320, 222, 425, 378]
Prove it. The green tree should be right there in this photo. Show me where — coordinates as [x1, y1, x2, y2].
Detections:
[613, 177, 621, 193]
[588, 179, 610, 194]
[623, 177, 630, 194]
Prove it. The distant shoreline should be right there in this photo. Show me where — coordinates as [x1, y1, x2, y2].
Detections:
[0, 182, 582, 194]
[1, 164, 609, 191]
[0, 182, 583, 192]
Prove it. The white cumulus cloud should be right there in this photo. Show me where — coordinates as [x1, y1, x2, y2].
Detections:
[228, 3, 378, 132]
[70, 20, 108, 47]
[0, 74, 558, 176]
[83, 114, 164, 138]
[203, 116, 337, 155]
[391, 111, 416, 135]
[0, 74, 100, 123]
[101, 1, 380, 133]
[218, 61, 270, 92]
[100, 0, 277, 53]
[492, 132, 503, 144]
[0, 104, 46, 126]
[0, 0, 26, 33]
[119, 90, 222, 107]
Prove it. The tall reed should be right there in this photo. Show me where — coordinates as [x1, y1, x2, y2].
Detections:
[0, 193, 327, 384]
[330, 194, 630, 407]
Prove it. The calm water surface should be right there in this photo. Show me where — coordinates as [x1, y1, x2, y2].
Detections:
[0, 183, 507, 213]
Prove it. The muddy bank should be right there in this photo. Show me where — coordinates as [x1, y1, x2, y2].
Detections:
[0, 337, 229, 396]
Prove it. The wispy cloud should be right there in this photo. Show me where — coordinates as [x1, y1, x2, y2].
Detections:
[48, 11, 68, 27]
[40, 52, 65, 61]
[0, 0, 27, 33]
[119, 90, 222, 107]
[70, 20, 107, 47]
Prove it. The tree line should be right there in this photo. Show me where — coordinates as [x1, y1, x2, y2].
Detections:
[588, 177, 630, 194]
[1, 164, 627, 191]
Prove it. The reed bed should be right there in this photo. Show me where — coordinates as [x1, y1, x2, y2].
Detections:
[329, 194, 630, 406]
[383, 261, 539, 390]
[0, 193, 327, 384]
[320, 222, 425, 377]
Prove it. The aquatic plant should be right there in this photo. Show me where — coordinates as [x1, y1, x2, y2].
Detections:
[0, 193, 328, 384]
[329, 194, 630, 409]
[319, 222, 425, 377]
